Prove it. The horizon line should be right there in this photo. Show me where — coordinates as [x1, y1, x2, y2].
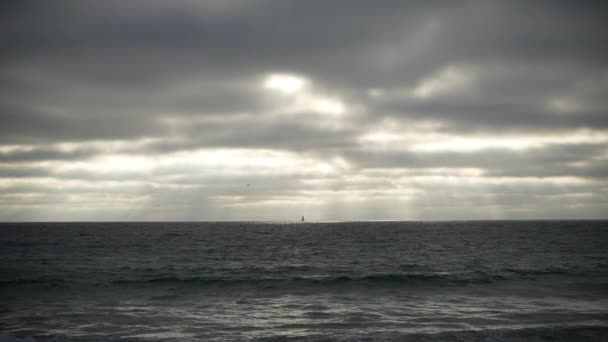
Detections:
[1, 219, 607, 224]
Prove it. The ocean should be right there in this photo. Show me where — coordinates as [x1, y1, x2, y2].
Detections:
[1, 221, 607, 341]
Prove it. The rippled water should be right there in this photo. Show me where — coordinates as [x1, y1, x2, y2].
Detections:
[1, 221, 607, 341]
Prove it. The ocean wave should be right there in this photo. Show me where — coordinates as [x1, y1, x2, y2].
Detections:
[110, 271, 509, 287]
[108, 264, 606, 287]
[2, 266, 602, 289]
[503, 267, 575, 276]
[2, 325, 607, 342]
[0, 277, 65, 286]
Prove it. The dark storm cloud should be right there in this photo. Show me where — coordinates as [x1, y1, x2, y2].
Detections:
[1, 0, 607, 220]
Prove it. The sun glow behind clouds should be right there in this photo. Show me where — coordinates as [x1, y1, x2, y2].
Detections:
[264, 74, 307, 94]
[263, 72, 347, 116]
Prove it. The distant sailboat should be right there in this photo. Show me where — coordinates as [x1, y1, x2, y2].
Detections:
[301, 216, 305, 222]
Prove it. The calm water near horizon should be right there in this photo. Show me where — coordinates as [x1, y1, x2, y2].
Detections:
[1, 221, 607, 341]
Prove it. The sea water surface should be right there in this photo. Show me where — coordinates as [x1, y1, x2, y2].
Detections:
[1, 221, 607, 341]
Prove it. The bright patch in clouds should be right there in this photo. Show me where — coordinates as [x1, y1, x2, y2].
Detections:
[264, 74, 308, 95]
[412, 66, 474, 99]
[359, 125, 608, 153]
[55, 148, 345, 178]
[263, 72, 347, 116]
[410, 131, 608, 152]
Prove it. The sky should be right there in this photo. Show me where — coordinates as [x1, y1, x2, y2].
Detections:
[1, 1, 607, 221]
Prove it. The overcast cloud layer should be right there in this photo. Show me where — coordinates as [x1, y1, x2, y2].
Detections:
[1, 0, 607, 221]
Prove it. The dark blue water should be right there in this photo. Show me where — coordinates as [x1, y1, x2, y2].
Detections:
[1, 221, 607, 341]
